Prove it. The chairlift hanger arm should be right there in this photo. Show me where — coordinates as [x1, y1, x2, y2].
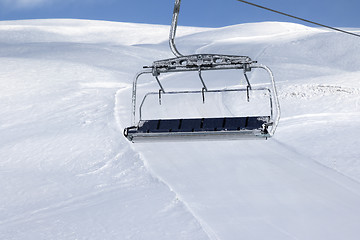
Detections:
[167, 0, 257, 73]
[170, 0, 183, 57]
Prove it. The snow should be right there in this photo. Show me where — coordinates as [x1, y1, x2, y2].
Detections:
[0, 19, 360, 239]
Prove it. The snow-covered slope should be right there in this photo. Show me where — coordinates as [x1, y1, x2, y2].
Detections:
[0, 19, 359, 240]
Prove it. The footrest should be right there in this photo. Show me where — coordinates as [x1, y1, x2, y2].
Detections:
[128, 116, 270, 134]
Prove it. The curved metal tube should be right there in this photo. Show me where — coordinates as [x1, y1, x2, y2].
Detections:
[169, 0, 183, 57]
[131, 69, 153, 125]
[251, 64, 281, 136]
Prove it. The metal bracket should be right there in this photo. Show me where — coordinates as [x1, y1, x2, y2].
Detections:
[146, 54, 255, 73]
[155, 75, 165, 93]
[198, 68, 208, 92]
[244, 68, 252, 102]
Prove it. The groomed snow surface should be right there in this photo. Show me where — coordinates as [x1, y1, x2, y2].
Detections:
[0, 19, 360, 239]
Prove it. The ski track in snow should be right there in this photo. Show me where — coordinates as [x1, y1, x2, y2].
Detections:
[115, 86, 216, 240]
[1, 19, 360, 239]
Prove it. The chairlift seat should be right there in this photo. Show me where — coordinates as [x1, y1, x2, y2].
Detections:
[122, 0, 280, 143]
[124, 116, 271, 142]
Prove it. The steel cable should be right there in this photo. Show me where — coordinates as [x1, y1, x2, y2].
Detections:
[237, 0, 360, 38]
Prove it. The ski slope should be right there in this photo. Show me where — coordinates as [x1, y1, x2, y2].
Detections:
[0, 19, 360, 239]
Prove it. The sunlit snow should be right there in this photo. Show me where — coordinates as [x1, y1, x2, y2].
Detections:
[0, 19, 360, 240]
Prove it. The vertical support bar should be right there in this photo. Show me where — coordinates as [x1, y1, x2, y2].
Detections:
[155, 75, 165, 93]
[243, 68, 251, 102]
[198, 68, 208, 91]
[169, 0, 183, 57]
[198, 68, 208, 103]
[202, 87, 206, 103]
[246, 85, 251, 102]
[244, 69, 251, 89]
[158, 89, 163, 105]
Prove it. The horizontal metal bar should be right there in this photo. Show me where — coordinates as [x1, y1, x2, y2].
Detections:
[126, 129, 270, 143]
[142, 87, 270, 97]
[139, 87, 272, 121]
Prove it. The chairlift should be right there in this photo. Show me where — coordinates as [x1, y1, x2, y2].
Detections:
[123, 0, 280, 143]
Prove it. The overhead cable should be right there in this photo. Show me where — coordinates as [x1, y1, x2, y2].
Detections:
[237, 0, 360, 38]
